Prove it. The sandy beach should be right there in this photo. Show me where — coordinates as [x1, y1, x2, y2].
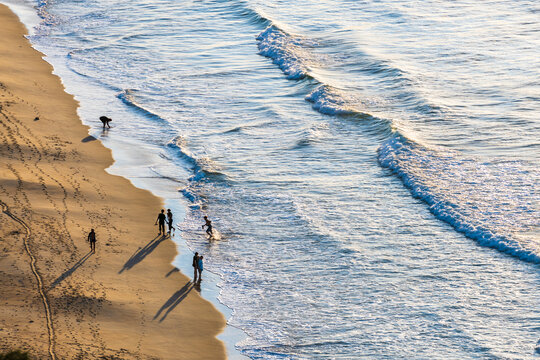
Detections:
[0, 4, 226, 359]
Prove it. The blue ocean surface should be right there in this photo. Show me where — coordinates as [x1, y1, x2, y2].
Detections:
[7, 0, 540, 358]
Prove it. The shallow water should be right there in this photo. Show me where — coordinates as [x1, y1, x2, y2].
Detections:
[8, 0, 540, 358]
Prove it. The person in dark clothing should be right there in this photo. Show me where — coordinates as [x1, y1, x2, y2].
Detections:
[99, 116, 112, 128]
[155, 209, 166, 235]
[166, 209, 175, 235]
[192, 252, 199, 282]
[197, 255, 204, 281]
[202, 216, 213, 237]
[88, 229, 96, 253]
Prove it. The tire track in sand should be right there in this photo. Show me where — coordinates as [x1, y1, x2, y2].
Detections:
[0, 200, 57, 360]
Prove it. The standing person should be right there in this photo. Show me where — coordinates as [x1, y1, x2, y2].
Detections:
[155, 209, 166, 235]
[88, 229, 96, 253]
[166, 209, 175, 235]
[197, 255, 204, 281]
[192, 252, 199, 282]
[202, 216, 213, 237]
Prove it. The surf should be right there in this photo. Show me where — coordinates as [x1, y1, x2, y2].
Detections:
[253, 11, 540, 264]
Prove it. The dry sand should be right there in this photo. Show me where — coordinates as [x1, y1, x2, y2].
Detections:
[0, 4, 227, 359]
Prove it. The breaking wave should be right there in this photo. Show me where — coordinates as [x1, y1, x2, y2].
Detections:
[378, 134, 540, 263]
[255, 11, 540, 264]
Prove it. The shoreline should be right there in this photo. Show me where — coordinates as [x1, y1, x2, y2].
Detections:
[0, 4, 229, 359]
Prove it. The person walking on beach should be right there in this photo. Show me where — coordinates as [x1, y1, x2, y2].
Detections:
[88, 229, 96, 253]
[192, 252, 199, 282]
[155, 209, 166, 235]
[197, 255, 204, 281]
[202, 216, 213, 237]
[166, 209, 175, 235]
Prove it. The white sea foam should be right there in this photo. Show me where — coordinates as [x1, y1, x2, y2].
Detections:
[256, 25, 314, 80]
[378, 135, 540, 263]
[305, 85, 356, 116]
[258, 19, 540, 264]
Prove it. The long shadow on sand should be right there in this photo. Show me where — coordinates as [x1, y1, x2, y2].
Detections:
[153, 281, 193, 322]
[165, 267, 179, 277]
[49, 251, 93, 289]
[119, 235, 166, 274]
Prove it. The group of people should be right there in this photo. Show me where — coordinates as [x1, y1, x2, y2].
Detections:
[86, 209, 211, 283]
[155, 209, 210, 282]
[155, 209, 175, 236]
[192, 252, 204, 282]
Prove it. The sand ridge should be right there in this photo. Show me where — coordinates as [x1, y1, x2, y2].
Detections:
[0, 4, 226, 359]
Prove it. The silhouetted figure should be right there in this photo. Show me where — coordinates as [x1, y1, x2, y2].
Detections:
[167, 209, 175, 235]
[192, 252, 199, 282]
[88, 229, 96, 253]
[202, 216, 213, 237]
[197, 255, 204, 281]
[99, 116, 112, 129]
[155, 209, 166, 235]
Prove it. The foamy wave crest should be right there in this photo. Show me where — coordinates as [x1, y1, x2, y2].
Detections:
[166, 136, 225, 183]
[180, 188, 201, 208]
[305, 85, 394, 137]
[117, 89, 169, 123]
[167, 136, 226, 209]
[166, 136, 199, 169]
[256, 25, 315, 80]
[306, 85, 360, 116]
[34, 0, 59, 30]
[378, 135, 540, 263]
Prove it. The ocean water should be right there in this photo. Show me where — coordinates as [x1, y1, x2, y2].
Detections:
[6, 0, 540, 358]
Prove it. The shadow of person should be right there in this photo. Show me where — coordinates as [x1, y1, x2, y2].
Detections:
[165, 267, 179, 278]
[49, 251, 94, 289]
[153, 281, 193, 322]
[81, 135, 97, 143]
[119, 235, 166, 274]
[193, 280, 201, 293]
